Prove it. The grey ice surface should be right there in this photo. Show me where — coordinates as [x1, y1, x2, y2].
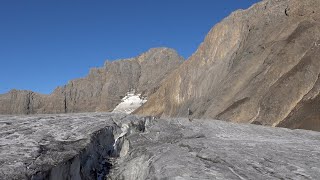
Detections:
[0, 113, 320, 180]
[109, 118, 320, 180]
[0, 113, 134, 179]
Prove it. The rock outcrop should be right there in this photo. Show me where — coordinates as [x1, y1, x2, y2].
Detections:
[0, 90, 44, 114]
[0, 48, 184, 114]
[1, 113, 320, 179]
[136, 0, 320, 131]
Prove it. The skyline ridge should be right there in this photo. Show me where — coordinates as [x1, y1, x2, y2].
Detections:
[0, 1, 259, 94]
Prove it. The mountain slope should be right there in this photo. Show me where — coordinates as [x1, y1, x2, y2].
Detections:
[0, 48, 184, 114]
[135, 0, 320, 131]
[1, 0, 319, 131]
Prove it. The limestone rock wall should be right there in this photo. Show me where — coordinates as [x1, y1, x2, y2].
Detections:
[0, 48, 184, 114]
[136, 0, 320, 131]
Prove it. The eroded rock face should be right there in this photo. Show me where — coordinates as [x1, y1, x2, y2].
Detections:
[0, 48, 184, 114]
[136, 0, 320, 131]
[1, 113, 319, 179]
[0, 90, 45, 115]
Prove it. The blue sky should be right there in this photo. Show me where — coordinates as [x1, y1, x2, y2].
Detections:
[0, 0, 260, 94]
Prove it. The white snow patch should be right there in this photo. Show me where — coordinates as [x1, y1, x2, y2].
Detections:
[112, 92, 147, 114]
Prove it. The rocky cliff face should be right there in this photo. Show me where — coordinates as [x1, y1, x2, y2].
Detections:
[0, 90, 45, 114]
[136, 0, 320, 131]
[0, 48, 184, 114]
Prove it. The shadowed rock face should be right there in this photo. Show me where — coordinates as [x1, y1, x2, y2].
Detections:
[1, 113, 320, 179]
[0, 48, 184, 114]
[136, 0, 320, 131]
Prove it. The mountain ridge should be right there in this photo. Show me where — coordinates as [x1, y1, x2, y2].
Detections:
[1, 0, 320, 131]
[135, 0, 320, 131]
[0, 47, 184, 114]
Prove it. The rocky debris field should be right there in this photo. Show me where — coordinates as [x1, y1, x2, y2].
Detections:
[0, 113, 319, 179]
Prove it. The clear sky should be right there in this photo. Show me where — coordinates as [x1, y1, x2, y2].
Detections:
[0, 0, 260, 94]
